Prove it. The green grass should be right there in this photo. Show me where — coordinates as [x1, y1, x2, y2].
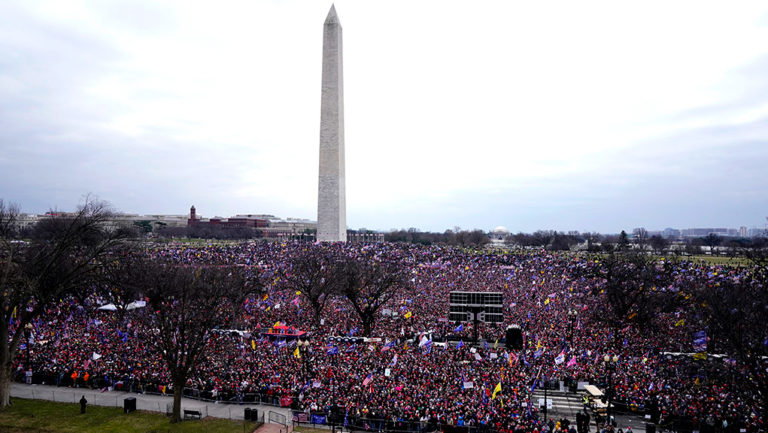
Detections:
[292, 428, 328, 433]
[0, 398, 260, 433]
[684, 255, 750, 266]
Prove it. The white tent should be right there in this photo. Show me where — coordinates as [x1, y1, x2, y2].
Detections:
[97, 303, 117, 311]
[126, 300, 147, 310]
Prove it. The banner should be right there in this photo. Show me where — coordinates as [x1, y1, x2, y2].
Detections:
[693, 330, 707, 352]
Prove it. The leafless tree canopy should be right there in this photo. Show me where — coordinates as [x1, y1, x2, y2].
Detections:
[337, 253, 409, 337]
[127, 262, 247, 422]
[0, 197, 130, 407]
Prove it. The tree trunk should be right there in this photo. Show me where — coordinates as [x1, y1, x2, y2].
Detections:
[171, 378, 184, 423]
[0, 367, 10, 407]
[0, 322, 13, 408]
[362, 316, 374, 337]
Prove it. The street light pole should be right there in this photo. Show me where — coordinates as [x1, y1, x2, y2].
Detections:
[25, 323, 33, 370]
[603, 355, 618, 431]
[544, 378, 548, 424]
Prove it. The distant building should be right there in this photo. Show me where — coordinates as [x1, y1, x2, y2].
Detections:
[490, 226, 510, 246]
[187, 206, 267, 228]
[681, 228, 738, 237]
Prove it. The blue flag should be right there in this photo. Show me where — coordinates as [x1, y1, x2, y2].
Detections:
[454, 324, 464, 333]
[457, 340, 464, 349]
[327, 346, 339, 355]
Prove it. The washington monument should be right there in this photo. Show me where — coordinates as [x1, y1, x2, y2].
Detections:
[317, 5, 347, 242]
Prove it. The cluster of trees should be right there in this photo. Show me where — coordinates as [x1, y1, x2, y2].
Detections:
[506, 230, 591, 251]
[277, 245, 408, 337]
[385, 228, 489, 246]
[1, 198, 131, 409]
[502, 228, 768, 257]
[584, 251, 768, 409]
[0, 198, 261, 421]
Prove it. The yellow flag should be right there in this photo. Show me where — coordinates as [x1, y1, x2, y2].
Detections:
[492, 382, 502, 400]
[494, 339, 498, 349]
[404, 311, 412, 319]
[295, 291, 302, 295]
[293, 347, 301, 359]
[675, 319, 685, 327]
[544, 298, 550, 306]
[274, 321, 281, 328]
[693, 352, 707, 361]
[263, 294, 269, 301]
[11, 307, 16, 318]
[251, 340, 256, 350]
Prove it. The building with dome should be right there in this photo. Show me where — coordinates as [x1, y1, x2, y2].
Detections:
[491, 226, 510, 245]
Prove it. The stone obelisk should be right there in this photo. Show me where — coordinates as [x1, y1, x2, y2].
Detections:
[317, 4, 347, 242]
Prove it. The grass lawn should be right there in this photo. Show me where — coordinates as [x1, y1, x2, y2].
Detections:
[684, 255, 750, 266]
[0, 398, 261, 433]
[293, 428, 330, 433]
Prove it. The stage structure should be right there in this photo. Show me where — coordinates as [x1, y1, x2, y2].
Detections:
[449, 291, 504, 342]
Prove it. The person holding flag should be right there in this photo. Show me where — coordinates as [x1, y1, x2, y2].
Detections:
[555, 350, 565, 365]
[492, 382, 502, 400]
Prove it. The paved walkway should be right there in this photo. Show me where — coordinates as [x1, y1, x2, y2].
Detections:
[10, 382, 293, 422]
[255, 422, 293, 433]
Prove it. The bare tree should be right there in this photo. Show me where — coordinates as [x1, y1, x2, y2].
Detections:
[692, 257, 768, 411]
[128, 263, 248, 422]
[702, 233, 722, 256]
[581, 253, 677, 344]
[633, 228, 648, 252]
[649, 235, 669, 255]
[583, 232, 602, 252]
[279, 244, 343, 326]
[337, 254, 409, 337]
[0, 197, 129, 407]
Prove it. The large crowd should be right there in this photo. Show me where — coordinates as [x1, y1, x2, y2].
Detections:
[10, 242, 764, 433]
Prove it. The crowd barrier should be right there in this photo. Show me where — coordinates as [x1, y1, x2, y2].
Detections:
[291, 412, 503, 433]
[14, 370, 295, 409]
[21, 371, 745, 433]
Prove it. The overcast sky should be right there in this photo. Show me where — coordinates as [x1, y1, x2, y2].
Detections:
[1, 0, 767, 233]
